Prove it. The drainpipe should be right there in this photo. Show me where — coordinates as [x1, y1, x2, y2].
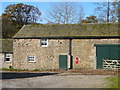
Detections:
[69, 39, 73, 69]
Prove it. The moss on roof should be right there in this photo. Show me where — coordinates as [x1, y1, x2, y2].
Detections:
[0, 39, 13, 53]
[13, 23, 119, 38]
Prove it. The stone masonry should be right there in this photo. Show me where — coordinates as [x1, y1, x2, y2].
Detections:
[13, 39, 70, 70]
[13, 38, 119, 70]
[72, 39, 119, 70]
[0, 53, 13, 69]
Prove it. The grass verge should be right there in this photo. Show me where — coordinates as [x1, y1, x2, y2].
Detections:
[106, 74, 120, 88]
[1, 68, 29, 71]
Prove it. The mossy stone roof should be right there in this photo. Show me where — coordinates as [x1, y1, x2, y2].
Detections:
[13, 23, 119, 38]
[0, 39, 13, 53]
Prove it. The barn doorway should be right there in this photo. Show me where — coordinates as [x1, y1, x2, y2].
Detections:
[95, 45, 120, 69]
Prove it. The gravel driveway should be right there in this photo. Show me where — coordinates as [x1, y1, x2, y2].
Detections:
[1, 72, 113, 88]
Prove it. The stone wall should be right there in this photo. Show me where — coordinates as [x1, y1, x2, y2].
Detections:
[72, 39, 119, 70]
[13, 38, 120, 70]
[13, 39, 70, 70]
[0, 53, 13, 69]
[0, 53, 3, 69]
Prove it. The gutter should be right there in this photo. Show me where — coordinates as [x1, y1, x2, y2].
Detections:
[13, 36, 120, 39]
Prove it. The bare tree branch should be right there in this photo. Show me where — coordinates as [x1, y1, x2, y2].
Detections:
[94, 1, 119, 23]
[46, 2, 84, 24]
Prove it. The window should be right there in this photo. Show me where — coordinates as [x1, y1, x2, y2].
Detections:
[5, 54, 11, 62]
[28, 56, 35, 62]
[40, 39, 48, 47]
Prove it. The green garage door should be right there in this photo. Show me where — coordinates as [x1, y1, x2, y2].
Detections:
[59, 55, 68, 70]
[95, 45, 120, 69]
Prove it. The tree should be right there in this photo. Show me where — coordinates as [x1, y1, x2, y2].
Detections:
[2, 16, 18, 38]
[46, 2, 84, 24]
[2, 3, 41, 25]
[81, 16, 98, 23]
[118, 1, 120, 23]
[94, 1, 119, 23]
[78, 6, 85, 23]
[2, 3, 42, 38]
[0, 16, 2, 39]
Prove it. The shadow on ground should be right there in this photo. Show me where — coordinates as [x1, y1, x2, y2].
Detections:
[1, 72, 59, 80]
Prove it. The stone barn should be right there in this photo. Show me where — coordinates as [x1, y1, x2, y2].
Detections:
[0, 39, 13, 69]
[13, 23, 120, 70]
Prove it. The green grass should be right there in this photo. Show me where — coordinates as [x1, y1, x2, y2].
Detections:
[106, 75, 120, 88]
[2, 68, 29, 71]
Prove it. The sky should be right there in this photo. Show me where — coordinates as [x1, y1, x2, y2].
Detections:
[0, 0, 118, 24]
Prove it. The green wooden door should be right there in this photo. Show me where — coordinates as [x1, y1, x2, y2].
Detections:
[59, 55, 67, 70]
[109, 46, 120, 60]
[96, 46, 109, 69]
[96, 45, 120, 69]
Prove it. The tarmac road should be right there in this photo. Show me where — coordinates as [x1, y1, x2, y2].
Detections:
[1, 72, 113, 88]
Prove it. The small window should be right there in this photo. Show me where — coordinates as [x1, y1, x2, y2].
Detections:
[5, 54, 11, 62]
[28, 56, 35, 62]
[40, 39, 48, 47]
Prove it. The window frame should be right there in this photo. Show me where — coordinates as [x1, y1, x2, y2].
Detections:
[5, 54, 11, 62]
[28, 56, 36, 62]
[40, 39, 48, 47]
